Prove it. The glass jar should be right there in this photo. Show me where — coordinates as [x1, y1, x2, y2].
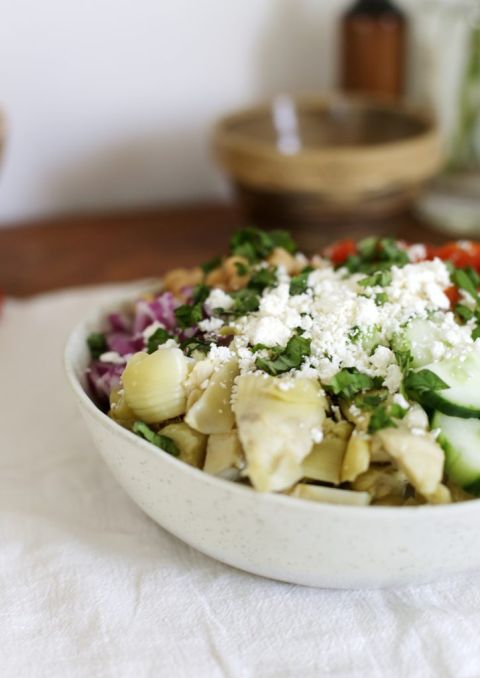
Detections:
[415, 0, 480, 234]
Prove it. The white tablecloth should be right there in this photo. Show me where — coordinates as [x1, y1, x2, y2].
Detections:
[2, 285, 480, 678]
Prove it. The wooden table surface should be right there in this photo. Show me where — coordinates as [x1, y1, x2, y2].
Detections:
[0, 201, 449, 297]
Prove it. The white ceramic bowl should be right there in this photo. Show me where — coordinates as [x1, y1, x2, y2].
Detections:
[65, 292, 480, 589]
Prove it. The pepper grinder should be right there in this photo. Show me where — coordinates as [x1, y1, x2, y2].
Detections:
[341, 0, 407, 100]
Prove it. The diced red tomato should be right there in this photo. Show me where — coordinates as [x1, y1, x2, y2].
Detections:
[324, 239, 357, 265]
[430, 241, 480, 271]
[444, 285, 460, 307]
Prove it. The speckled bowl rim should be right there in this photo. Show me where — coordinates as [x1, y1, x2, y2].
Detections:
[64, 285, 480, 520]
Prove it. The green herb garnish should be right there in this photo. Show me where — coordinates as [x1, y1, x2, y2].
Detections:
[87, 332, 107, 359]
[146, 327, 171, 353]
[132, 421, 179, 457]
[227, 288, 260, 316]
[235, 261, 249, 276]
[289, 266, 314, 296]
[358, 270, 392, 288]
[255, 335, 311, 376]
[326, 368, 383, 400]
[247, 266, 278, 293]
[368, 406, 397, 433]
[201, 255, 222, 275]
[175, 303, 203, 328]
[229, 227, 296, 262]
[451, 267, 479, 300]
[192, 284, 210, 304]
[180, 337, 211, 356]
[404, 369, 449, 399]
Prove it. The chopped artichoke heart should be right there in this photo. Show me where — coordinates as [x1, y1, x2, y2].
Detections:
[122, 348, 188, 423]
[302, 437, 347, 485]
[204, 430, 244, 476]
[185, 360, 239, 434]
[292, 483, 371, 506]
[340, 431, 371, 483]
[159, 422, 207, 468]
[375, 429, 444, 497]
[109, 388, 136, 427]
[233, 375, 327, 492]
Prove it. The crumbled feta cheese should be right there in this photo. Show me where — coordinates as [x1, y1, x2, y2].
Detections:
[99, 351, 126, 364]
[311, 427, 324, 444]
[384, 364, 402, 393]
[245, 316, 291, 347]
[393, 393, 409, 409]
[205, 288, 234, 314]
[407, 243, 427, 262]
[142, 321, 165, 339]
[208, 345, 233, 364]
[198, 317, 224, 333]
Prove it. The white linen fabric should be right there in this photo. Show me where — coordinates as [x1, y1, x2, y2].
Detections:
[2, 286, 480, 678]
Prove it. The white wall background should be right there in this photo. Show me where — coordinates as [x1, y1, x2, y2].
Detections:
[0, 0, 418, 225]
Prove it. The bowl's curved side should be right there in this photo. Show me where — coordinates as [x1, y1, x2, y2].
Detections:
[65, 310, 480, 589]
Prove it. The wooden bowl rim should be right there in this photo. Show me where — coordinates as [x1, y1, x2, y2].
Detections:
[213, 94, 439, 161]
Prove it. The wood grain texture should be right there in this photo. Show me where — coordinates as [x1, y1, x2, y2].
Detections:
[0, 201, 447, 297]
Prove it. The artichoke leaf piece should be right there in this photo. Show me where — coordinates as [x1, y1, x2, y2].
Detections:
[122, 348, 188, 423]
[185, 360, 239, 434]
[109, 388, 136, 428]
[302, 437, 346, 485]
[204, 430, 245, 477]
[340, 431, 371, 483]
[375, 429, 444, 498]
[291, 483, 371, 506]
[159, 422, 207, 469]
[233, 375, 327, 492]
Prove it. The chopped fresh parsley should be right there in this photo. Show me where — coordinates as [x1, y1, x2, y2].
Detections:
[180, 337, 211, 356]
[247, 266, 278, 293]
[175, 303, 203, 328]
[146, 327, 171, 353]
[473, 326, 480, 340]
[394, 348, 413, 374]
[343, 237, 409, 274]
[227, 288, 260, 316]
[201, 255, 222, 275]
[326, 368, 383, 400]
[229, 227, 296, 262]
[87, 332, 107, 359]
[455, 303, 475, 321]
[390, 403, 408, 419]
[132, 421, 179, 457]
[451, 267, 479, 301]
[255, 335, 311, 376]
[352, 391, 387, 411]
[289, 266, 314, 296]
[368, 406, 397, 433]
[358, 270, 392, 288]
[235, 261, 249, 276]
[192, 284, 210, 304]
[375, 292, 389, 306]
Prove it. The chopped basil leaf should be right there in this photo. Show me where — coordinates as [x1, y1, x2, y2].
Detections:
[404, 369, 449, 398]
[368, 406, 397, 433]
[342, 238, 408, 274]
[175, 303, 203, 328]
[247, 266, 278, 293]
[289, 266, 314, 296]
[251, 343, 270, 353]
[472, 325, 480, 340]
[348, 326, 362, 343]
[132, 421, 179, 457]
[255, 335, 311, 376]
[326, 368, 383, 399]
[87, 332, 107, 359]
[146, 327, 171, 353]
[201, 255, 222, 274]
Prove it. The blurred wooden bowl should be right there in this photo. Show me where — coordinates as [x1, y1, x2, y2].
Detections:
[213, 95, 442, 228]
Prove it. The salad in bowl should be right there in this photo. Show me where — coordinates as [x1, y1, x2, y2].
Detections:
[85, 228, 480, 509]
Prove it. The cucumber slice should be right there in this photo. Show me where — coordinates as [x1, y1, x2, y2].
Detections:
[401, 317, 445, 368]
[422, 350, 480, 418]
[432, 411, 480, 493]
